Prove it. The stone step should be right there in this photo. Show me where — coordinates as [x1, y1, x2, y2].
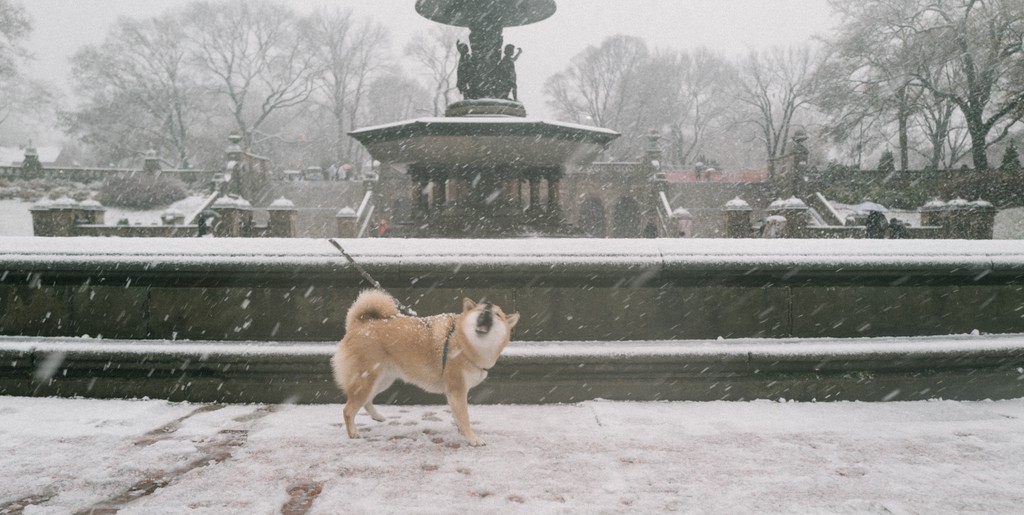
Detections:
[2, 334, 1023, 404]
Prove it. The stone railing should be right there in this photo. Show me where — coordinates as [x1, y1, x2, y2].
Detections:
[722, 195, 997, 239]
[28, 194, 298, 238]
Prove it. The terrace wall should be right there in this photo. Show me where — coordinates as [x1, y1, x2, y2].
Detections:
[2, 238, 1023, 342]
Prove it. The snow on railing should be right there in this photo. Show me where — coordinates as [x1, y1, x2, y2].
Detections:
[186, 189, 225, 225]
[656, 191, 675, 236]
[813, 192, 846, 226]
[357, 204, 376, 238]
[354, 189, 375, 238]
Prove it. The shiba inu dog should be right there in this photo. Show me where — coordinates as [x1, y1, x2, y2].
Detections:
[332, 290, 520, 446]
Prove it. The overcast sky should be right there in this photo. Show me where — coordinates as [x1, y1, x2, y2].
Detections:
[20, 0, 836, 136]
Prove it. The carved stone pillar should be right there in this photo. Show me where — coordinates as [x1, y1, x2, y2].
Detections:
[547, 176, 561, 219]
[412, 176, 429, 220]
[528, 176, 542, 213]
[434, 176, 447, 210]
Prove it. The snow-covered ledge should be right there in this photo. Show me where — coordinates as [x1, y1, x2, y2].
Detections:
[2, 237, 1024, 342]
[2, 237, 1024, 279]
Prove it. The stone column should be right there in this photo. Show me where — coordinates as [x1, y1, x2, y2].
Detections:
[724, 197, 753, 238]
[267, 197, 298, 238]
[919, 199, 946, 227]
[143, 148, 162, 174]
[336, 207, 358, 238]
[30, 199, 54, 236]
[776, 197, 809, 238]
[967, 200, 996, 239]
[943, 198, 971, 239]
[212, 195, 251, 237]
[674, 208, 693, 238]
[412, 176, 429, 220]
[50, 196, 79, 237]
[433, 176, 447, 210]
[546, 176, 561, 220]
[528, 176, 542, 215]
[22, 144, 43, 179]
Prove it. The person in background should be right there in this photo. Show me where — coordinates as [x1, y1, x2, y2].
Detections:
[886, 218, 909, 239]
[865, 211, 888, 238]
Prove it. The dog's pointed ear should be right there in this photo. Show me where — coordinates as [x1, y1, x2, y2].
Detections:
[462, 298, 477, 312]
[506, 312, 520, 329]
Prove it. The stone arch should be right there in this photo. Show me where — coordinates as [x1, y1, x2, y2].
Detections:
[612, 197, 642, 238]
[577, 196, 607, 237]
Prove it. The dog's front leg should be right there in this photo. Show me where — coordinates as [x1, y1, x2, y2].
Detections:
[445, 382, 484, 446]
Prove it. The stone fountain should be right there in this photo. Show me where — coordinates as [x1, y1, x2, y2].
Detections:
[350, 0, 619, 237]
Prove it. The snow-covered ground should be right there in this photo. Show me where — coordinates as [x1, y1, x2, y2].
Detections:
[102, 195, 209, 226]
[2, 395, 1023, 513]
[0, 199, 33, 236]
[0, 195, 208, 236]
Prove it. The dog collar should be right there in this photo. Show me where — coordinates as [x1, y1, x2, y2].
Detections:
[441, 319, 457, 373]
[441, 318, 492, 374]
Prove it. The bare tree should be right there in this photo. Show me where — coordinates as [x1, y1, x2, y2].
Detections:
[736, 45, 818, 176]
[186, 0, 316, 152]
[366, 73, 432, 125]
[405, 25, 464, 117]
[816, 0, 921, 170]
[824, 0, 1024, 170]
[650, 48, 737, 166]
[306, 7, 390, 164]
[545, 35, 651, 158]
[908, 0, 1024, 169]
[910, 88, 971, 169]
[0, 0, 51, 135]
[66, 13, 205, 167]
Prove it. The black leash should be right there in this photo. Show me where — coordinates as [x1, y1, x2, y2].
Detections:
[328, 238, 416, 316]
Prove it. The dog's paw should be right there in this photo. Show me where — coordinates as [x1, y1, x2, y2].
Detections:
[466, 437, 486, 447]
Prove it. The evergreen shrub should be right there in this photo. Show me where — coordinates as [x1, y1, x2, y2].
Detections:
[97, 173, 187, 209]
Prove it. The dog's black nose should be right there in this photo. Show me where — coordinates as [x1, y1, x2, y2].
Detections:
[476, 304, 493, 334]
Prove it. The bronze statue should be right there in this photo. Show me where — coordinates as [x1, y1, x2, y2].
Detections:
[456, 40, 474, 98]
[455, 38, 522, 101]
[496, 44, 522, 100]
[419, 0, 553, 103]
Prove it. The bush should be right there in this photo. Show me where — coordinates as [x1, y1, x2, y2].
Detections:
[1001, 142, 1021, 172]
[97, 173, 188, 209]
[940, 169, 1024, 208]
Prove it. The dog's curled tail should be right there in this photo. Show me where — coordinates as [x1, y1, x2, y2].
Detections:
[346, 289, 401, 328]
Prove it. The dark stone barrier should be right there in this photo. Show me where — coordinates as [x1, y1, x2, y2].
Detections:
[2, 335, 1022, 403]
[3, 237, 1024, 341]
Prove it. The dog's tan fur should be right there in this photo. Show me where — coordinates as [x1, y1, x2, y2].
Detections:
[331, 290, 519, 446]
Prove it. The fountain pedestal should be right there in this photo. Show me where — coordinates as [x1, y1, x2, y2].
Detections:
[348, 0, 620, 237]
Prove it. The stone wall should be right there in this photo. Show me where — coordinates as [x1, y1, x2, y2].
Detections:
[3, 238, 1022, 342]
[29, 194, 298, 238]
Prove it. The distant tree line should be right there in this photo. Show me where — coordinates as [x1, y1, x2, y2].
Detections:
[546, 0, 1024, 173]
[0, 0, 1022, 174]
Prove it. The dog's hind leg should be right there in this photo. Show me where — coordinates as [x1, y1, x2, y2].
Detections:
[364, 403, 386, 422]
[363, 374, 394, 422]
[342, 370, 380, 439]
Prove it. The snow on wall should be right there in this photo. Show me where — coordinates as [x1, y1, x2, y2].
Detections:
[2, 237, 1024, 272]
[3, 333, 1023, 361]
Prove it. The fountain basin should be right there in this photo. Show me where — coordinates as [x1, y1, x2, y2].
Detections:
[415, 0, 556, 28]
[349, 117, 619, 170]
